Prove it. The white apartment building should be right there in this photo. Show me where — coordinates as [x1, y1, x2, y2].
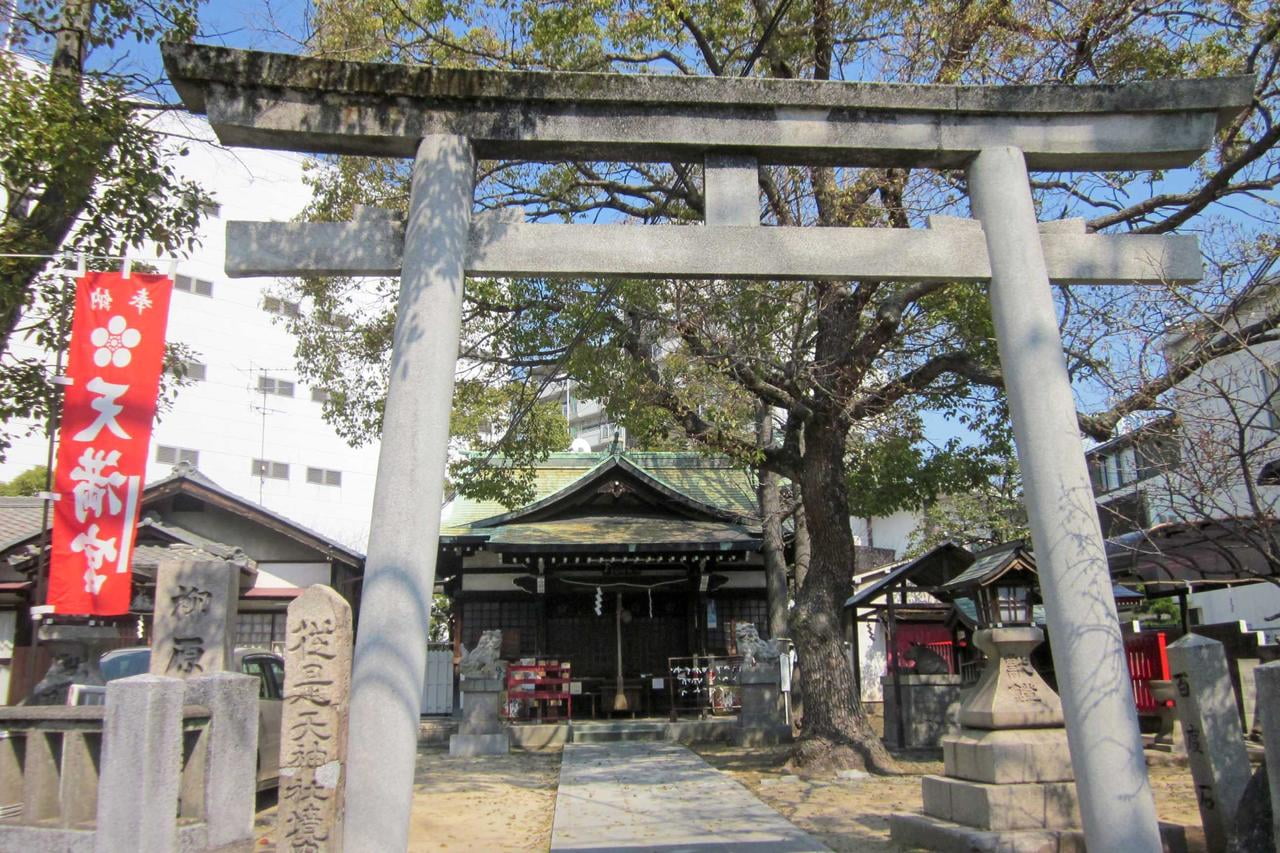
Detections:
[1087, 281, 1280, 638]
[0, 108, 382, 550]
[536, 378, 630, 452]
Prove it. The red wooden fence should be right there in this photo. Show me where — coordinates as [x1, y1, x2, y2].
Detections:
[889, 623, 956, 674]
[1124, 631, 1172, 713]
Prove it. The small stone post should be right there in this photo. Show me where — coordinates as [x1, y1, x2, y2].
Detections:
[278, 585, 353, 853]
[1253, 661, 1280, 848]
[94, 674, 185, 853]
[185, 671, 259, 848]
[1167, 633, 1252, 852]
[150, 559, 240, 677]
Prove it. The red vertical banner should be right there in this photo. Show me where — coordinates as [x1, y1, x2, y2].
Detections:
[48, 271, 174, 615]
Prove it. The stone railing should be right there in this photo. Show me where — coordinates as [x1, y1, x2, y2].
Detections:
[0, 702, 210, 829]
[0, 672, 258, 853]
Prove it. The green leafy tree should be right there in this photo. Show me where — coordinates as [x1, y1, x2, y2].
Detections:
[905, 458, 1030, 555]
[273, 0, 1279, 772]
[0, 464, 48, 496]
[0, 0, 210, 457]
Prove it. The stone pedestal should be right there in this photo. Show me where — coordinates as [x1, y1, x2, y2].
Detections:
[736, 663, 791, 746]
[28, 624, 119, 703]
[1148, 679, 1183, 753]
[449, 677, 509, 756]
[881, 673, 962, 748]
[889, 626, 1087, 851]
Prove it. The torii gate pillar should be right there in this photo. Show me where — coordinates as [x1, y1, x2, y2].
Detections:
[969, 146, 1160, 850]
[343, 134, 474, 853]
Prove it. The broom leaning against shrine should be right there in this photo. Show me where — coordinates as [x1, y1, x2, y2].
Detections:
[160, 42, 1251, 852]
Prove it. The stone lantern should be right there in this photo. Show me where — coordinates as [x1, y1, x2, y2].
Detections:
[973, 569, 1036, 627]
[890, 542, 1084, 848]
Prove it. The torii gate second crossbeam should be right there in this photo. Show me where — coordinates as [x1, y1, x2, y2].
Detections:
[162, 43, 1251, 853]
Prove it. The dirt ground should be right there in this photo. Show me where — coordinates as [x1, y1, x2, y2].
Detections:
[692, 743, 1208, 853]
[252, 736, 1210, 853]
[252, 745, 561, 851]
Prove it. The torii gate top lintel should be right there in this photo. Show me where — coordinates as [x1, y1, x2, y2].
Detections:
[162, 43, 1252, 169]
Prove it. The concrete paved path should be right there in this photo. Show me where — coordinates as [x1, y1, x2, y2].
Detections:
[550, 742, 830, 851]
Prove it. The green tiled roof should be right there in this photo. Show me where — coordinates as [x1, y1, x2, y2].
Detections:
[940, 542, 1029, 591]
[440, 451, 759, 538]
[486, 516, 759, 550]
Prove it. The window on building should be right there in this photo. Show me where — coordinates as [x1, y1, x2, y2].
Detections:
[236, 612, 287, 653]
[174, 274, 214, 297]
[262, 295, 302, 319]
[257, 375, 295, 397]
[200, 200, 222, 219]
[155, 445, 199, 466]
[310, 387, 330, 403]
[1136, 434, 1181, 479]
[252, 459, 289, 480]
[1095, 449, 1137, 492]
[172, 360, 206, 381]
[306, 467, 342, 487]
[1262, 366, 1280, 429]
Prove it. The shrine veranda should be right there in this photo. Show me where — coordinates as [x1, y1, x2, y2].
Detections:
[161, 42, 1252, 853]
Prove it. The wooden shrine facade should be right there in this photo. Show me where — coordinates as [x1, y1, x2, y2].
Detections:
[437, 452, 772, 683]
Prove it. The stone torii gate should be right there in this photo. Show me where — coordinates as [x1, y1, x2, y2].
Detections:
[163, 44, 1250, 852]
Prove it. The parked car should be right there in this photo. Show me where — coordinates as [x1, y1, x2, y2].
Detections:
[100, 646, 284, 790]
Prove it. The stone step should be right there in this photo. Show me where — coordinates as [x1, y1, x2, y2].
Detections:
[572, 724, 667, 743]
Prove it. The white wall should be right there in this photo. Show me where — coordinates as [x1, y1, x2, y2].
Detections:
[1189, 584, 1280, 643]
[851, 616, 888, 702]
[0, 111, 381, 550]
[850, 509, 922, 557]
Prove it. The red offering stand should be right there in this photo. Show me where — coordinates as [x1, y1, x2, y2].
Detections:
[505, 661, 573, 722]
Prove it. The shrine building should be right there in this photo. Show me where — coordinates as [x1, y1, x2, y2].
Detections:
[437, 451, 772, 715]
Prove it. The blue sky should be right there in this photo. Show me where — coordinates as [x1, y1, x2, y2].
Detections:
[63, 2, 1272, 452]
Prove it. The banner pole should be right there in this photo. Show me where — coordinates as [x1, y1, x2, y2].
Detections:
[32, 262, 77, 630]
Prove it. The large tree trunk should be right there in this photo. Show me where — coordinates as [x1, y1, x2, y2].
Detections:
[787, 415, 898, 775]
[757, 406, 790, 639]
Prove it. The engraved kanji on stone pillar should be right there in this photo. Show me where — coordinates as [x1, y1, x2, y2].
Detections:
[150, 559, 239, 677]
[1167, 633, 1252, 853]
[278, 585, 353, 853]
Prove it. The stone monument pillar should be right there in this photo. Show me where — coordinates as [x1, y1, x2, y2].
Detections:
[150, 559, 239, 677]
[450, 630, 509, 757]
[145, 556, 259, 851]
[889, 627, 1084, 849]
[1167, 633, 1251, 853]
[1256, 661, 1280, 850]
[278, 585, 353, 853]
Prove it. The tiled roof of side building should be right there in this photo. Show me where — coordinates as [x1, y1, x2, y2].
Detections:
[0, 496, 51, 550]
